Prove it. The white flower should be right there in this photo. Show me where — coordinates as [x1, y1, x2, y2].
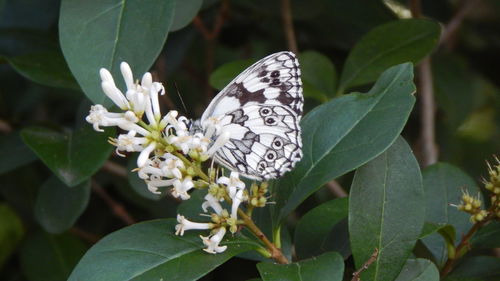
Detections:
[113, 130, 146, 156]
[169, 135, 192, 155]
[137, 157, 162, 179]
[200, 227, 227, 254]
[146, 174, 176, 194]
[160, 154, 184, 179]
[218, 172, 245, 198]
[162, 110, 189, 133]
[171, 177, 194, 200]
[202, 193, 223, 215]
[230, 189, 246, 219]
[100, 68, 130, 110]
[202, 117, 222, 139]
[190, 133, 210, 153]
[175, 214, 213, 236]
[85, 105, 129, 132]
[137, 142, 157, 167]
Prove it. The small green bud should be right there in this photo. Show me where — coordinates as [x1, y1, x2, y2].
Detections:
[188, 150, 199, 160]
[251, 198, 258, 206]
[199, 154, 210, 162]
[186, 167, 196, 176]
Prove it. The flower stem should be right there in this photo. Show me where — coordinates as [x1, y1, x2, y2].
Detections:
[440, 208, 496, 278]
[237, 209, 289, 264]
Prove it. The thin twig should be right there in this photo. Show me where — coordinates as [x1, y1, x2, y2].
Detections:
[192, 0, 230, 100]
[409, 0, 422, 18]
[280, 0, 298, 53]
[440, 0, 481, 49]
[70, 227, 102, 244]
[351, 248, 379, 281]
[0, 119, 12, 133]
[418, 57, 438, 167]
[102, 161, 128, 178]
[440, 214, 493, 277]
[326, 180, 348, 198]
[410, 0, 438, 167]
[91, 180, 136, 225]
[238, 209, 289, 264]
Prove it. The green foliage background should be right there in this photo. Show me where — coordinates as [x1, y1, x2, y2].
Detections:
[0, 0, 499, 281]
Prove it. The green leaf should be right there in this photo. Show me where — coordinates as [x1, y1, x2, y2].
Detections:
[0, 132, 37, 174]
[59, 0, 176, 106]
[419, 223, 453, 240]
[349, 137, 424, 281]
[471, 221, 500, 249]
[257, 252, 344, 281]
[21, 126, 114, 187]
[421, 163, 480, 267]
[338, 19, 441, 93]
[6, 51, 80, 90]
[432, 53, 478, 129]
[394, 259, 439, 281]
[446, 256, 500, 281]
[294, 198, 348, 259]
[0, 28, 58, 57]
[272, 63, 416, 226]
[34, 176, 90, 234]
[0, 203, 24, 268]
[171, 0, 202, 31]
[20, 232, 87, 281]
[299, 50, 337, 101]
[69, 219, 258, 281]
[209, 59, 255, 90]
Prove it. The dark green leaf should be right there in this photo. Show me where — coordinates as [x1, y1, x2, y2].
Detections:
[471, 221, 500, 249]
[0, 132, 37, 174]
[0, 203, 24, 267]
[420, 223, 453, 240]
[421, 163, 480, 266]
[209, 59, 255, 90]
[20, 232, 87, 281]
[34, 176, 90, 234]
[21, 126, 114, 187]
[69, 219, 258, 281]
[433, 53, 479, 129]
[338, 19, 441, 93]
[177, 189, 207, 220]
[171, 0, 202, 31]
[257, 252, 344, 281]
[294, 198, 348, 259]
[7, 51, 80, 90]
[446, 256, 500, 281]
[272, 63, 416, 226]
[349, 137, 424, 281]
[394, 259, 439, 281]
[59, 0, 176, 105]
[0, 28, 58, 57]
[299, 51, 337, 101]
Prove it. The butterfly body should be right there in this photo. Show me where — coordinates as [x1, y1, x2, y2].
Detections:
[196, 51, 303, 180]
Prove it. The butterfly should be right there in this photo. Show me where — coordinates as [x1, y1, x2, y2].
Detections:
[193, 51, 303, 181]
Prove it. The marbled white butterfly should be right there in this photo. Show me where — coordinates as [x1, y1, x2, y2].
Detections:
[192, 51, 303, 180]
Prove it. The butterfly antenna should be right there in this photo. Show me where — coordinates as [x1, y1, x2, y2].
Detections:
[174, 82, 189, 115]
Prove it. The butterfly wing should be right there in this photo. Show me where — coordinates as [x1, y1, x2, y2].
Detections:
[201, 51, 303, 180]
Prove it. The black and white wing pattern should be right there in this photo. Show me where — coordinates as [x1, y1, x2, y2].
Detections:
[200, 51, 303, 180]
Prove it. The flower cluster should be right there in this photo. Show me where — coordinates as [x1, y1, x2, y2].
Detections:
[452, 156, 500, 222]
[86, 62, 269, 254]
